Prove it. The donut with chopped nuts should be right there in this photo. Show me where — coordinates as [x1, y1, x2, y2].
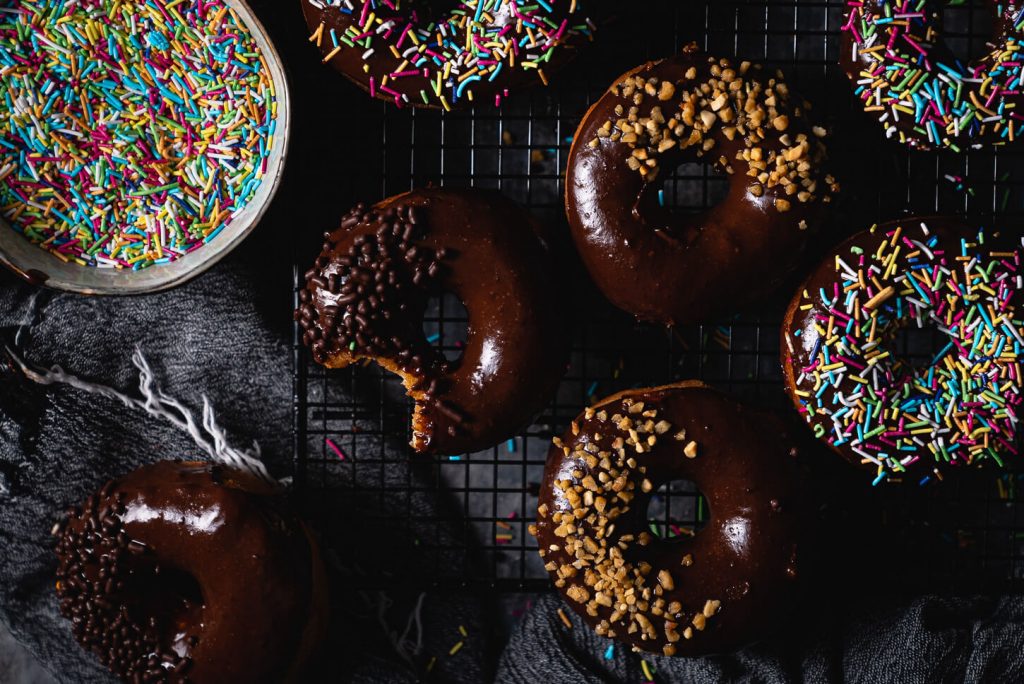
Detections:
[565, 44, 838, 325]
[53, 460, 328, 683]
[531, 381, 803, 656]
[296, 187, 568, 455]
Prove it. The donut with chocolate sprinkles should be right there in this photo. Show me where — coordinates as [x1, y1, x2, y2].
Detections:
[565, 44, 838, 325]
[53, 461, 327, 683]
[296, 187, 568, 455]
[531, 381, 803, 656]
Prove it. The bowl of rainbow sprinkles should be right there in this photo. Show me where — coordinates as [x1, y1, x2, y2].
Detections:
[0, 0, 289, 294]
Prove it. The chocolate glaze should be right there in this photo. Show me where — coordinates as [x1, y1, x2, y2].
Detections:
[299, 0, 590, 108]
[54, 461, 327, 683]
[533, 382, 802, 656]
[297, 187, 568, 455]
[781, 217, 1022, 473]
[839, 1, 1023, 150]
[565, 46, 836, 325]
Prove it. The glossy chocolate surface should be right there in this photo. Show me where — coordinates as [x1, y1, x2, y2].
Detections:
[780, 217, 1023, 473]
[534, 382, 802, 656]
[299, 0, 590, 108]
[298, 187, 568, 455]
[565, 47, 834, 325]
[56, 461, 325, 683]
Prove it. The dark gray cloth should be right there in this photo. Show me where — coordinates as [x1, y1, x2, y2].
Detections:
[0, 260, 489, 683]
[497, 593, 1024, 684]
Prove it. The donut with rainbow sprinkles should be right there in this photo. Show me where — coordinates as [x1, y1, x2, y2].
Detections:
[300, 0, 596, 109]
[782, 218, 1024, 485]
[841, 0, 1024, 150]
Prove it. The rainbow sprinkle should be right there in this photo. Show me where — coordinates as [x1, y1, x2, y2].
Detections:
[842, 0, 1024, 149]
[788, 222, 1024, 482]
[306, 0, 594, 109]
[0, 0, 278, 270]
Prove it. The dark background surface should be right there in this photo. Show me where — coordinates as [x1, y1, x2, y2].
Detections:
[4, 0, 1024, 682]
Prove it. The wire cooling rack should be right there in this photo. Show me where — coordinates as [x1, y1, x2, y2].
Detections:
[293, 0, 1024, 594]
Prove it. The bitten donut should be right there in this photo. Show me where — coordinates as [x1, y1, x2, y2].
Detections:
[530, 382, 803, 656]
[53, 461, 327, 683]
[782, 218, 1024, 485]
[300, 0, 595, 109]
[565, 44, 837, 325]
[842, 1, 1024, 150]
[296, 188, 567, 455]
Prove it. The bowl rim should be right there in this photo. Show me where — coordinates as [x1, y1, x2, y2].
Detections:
[0, 0, 291, 296]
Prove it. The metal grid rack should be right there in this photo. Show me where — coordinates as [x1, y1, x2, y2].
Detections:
[293, 1, 1024, 594]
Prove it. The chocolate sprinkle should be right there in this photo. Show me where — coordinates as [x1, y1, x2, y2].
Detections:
[296, 202, 447, 376]
[54, 484, 194, 683]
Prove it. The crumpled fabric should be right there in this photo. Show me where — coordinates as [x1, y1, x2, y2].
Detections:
[497, 592, 1024, 684]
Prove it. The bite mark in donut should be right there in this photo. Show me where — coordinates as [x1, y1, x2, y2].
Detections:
[841, 1, 1024, 149]
[531, 381, 803, 656]
[296, 188, 568, 455]
[781, 218, 1024, 484]
[53, 461, 327, 683]
[565, 45, 838, 324]
[300, 0, 595, 109]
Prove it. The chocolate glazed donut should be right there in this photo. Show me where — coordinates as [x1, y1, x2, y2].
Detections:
[531, 381, 803, 656]
[299, 0, 594, 109]
[566, 45, 838, 325]
[297, 188, 568, 455]
[840, 1, 1024, 150]
[54, 461, 327, 683]
[781, 218, 1024, 483]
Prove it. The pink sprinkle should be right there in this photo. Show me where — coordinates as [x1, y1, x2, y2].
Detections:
[326, 438, 347, 461]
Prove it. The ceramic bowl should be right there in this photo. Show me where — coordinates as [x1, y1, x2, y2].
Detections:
[0, 0, 290, 295]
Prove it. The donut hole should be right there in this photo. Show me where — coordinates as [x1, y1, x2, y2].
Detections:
[659, 161, 731, 216]
[422, 291, 468, 363]
[646, 479, 709, 541]
[941, 1, 996, 66]
[121, 560, 204, 654]
[886, 323, 950, 375]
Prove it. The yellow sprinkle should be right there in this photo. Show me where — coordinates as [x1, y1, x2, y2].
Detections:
[308, 22, 324, 44]
[864, 286, 895, 310]
[321, 46, 342, 63]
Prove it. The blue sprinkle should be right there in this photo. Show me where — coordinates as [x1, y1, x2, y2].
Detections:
[146, 31, 170, 51]
[604, 645, 614, 660]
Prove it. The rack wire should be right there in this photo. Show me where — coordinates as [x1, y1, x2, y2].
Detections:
[293, 0, 1024, 594]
